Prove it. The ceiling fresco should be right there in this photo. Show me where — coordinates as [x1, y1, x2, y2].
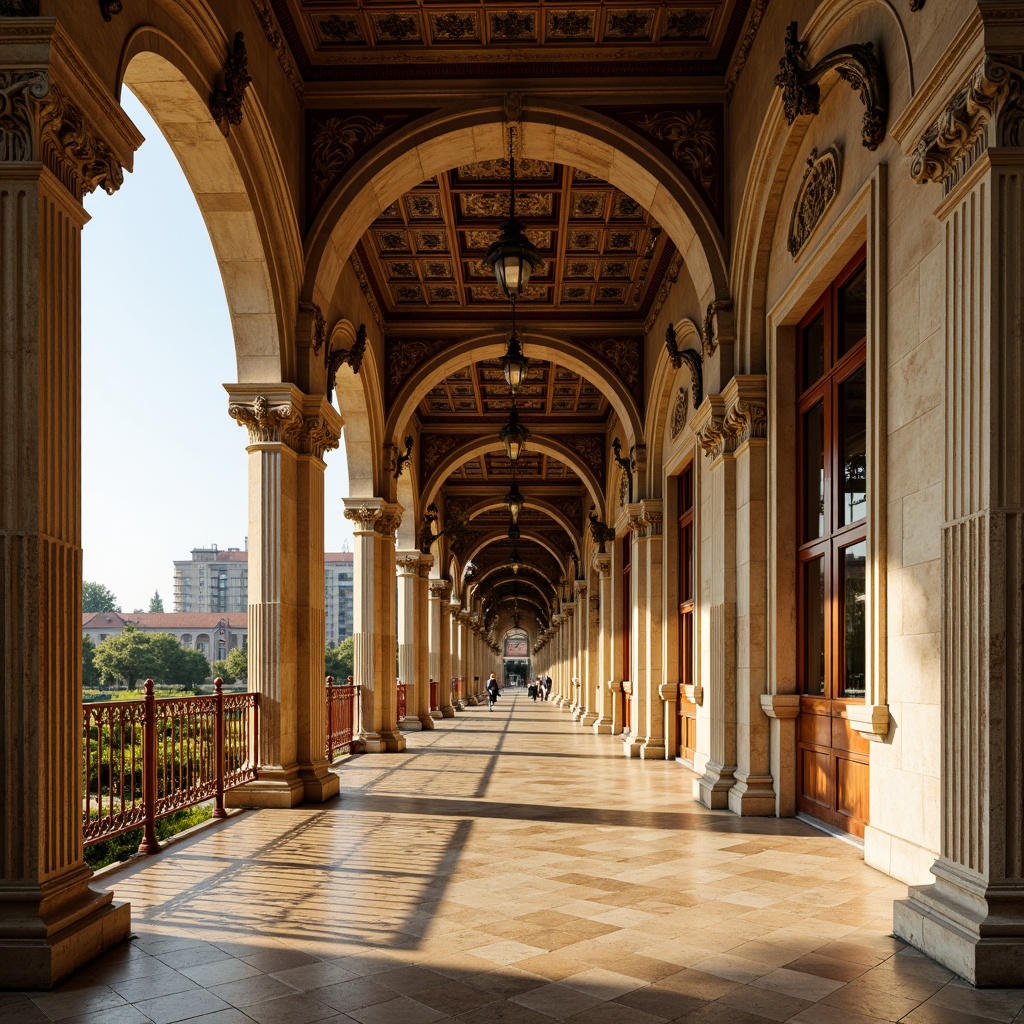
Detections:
[272, 1, 752, 79]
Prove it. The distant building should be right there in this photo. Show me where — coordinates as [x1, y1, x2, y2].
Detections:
[173, 545, 353, 644]
[82, 612, 247, 663]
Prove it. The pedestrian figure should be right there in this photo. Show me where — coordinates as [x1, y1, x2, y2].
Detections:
[528, 679, 538, 701]
[486, 672, 500, 711]
[543, 675, 552, 700]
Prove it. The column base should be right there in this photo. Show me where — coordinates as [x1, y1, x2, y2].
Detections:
[622, 733, 643, 757]
[418, 714, 436, 730]
[297, 764, 341, 803]
[592, 717, 612, 734]
[225, 765, 307, 808]
[466, 696, 480, 706]
[579, 711, 598, 727]
[400, 717, 423, 731]
[894, 863, 1024, 986]
[640, 739, 666, 760]
[454, 700, 466, 711]
[727, 772, 777, 816]
[440, 705, 455, 718]
[694, 762, 736, 809]
[352, 732, 387, 754]
[380, 729, 407, 752]
[0, 873, 131, 990]
[429, 710, 443, 721]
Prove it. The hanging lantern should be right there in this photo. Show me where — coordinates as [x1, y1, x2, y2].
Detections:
[507, 522, 521, 542]
[500, 328, 529, 392]
[509, 548, 522, 574]
[500, 405, 530, 462]
[504, 479, 525, 523]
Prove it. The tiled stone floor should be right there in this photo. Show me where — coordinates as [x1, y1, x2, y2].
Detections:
[7, 693, 1024, 1024]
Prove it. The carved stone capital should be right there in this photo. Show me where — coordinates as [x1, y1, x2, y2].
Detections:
[692, 394, 733, 460]
[592, 553, 612, 578]
[574, 580, 588, 599]
[343, 500, 382, 532]
[374, 502, 403, 538]
[299, 301, 327, 357]
[911, 56, 1024, 192]
[722, 375, 769, 447]
[417, 555, 434, 579]
[627, 500, 663, 538]
[396, 552, 422, 575]
[228, 392, 299, 444]
[429, 579, 452, 600]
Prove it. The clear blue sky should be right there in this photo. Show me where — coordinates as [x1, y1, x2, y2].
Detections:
[82, 89, 351, 613]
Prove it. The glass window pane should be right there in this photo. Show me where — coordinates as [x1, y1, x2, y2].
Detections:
[840, 366, 867, 525]
[801, 310, 825, 390]
[839, 265, 867, 355]
[842, 541, 867, 698]
[680, 523, 693, 603]
[803, 557, 826, 696]
[802, 402, 825, 541]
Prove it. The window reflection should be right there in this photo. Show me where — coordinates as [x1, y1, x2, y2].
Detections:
[803, 558, 825, 696]
[841, 366, 867, 525]
[802, 310, 825, 389]
[803, 402, 825, 540]
[842, 541, 867, 698]
[839, 266, 867, 356]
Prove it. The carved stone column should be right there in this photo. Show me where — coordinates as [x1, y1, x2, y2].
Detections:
[429, 579, 453, 718]
[631, 501, 667, 760]
[692, 397, 738, 803]
[724, 377, 775, 814]
[591, 554, 613, 733]
[448, 602, 464, 709]
[550, 612, 565, 703]
[343, 499, 405, 752]
[459, 612, 479, 704]
[0, 21, 141, 987]
[396, 551, 421, 730]
[892, 48, 1024, 985]
[227, 386, 343, 805]
[414, 555, 434, 727]
[575, 580, 593, 723]
[560, 602, 575, 711]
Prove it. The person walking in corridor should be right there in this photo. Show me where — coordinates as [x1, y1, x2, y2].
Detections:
[543, 675, 552, 701]
[486, 673, 500, 711]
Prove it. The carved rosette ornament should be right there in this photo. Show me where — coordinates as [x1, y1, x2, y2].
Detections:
[210, 32, 251, 138]
[228, 394, 297, 444]
[774, 21, 889, 151]
[788, 147, 841, 256]
[911, 56, 1024, 192]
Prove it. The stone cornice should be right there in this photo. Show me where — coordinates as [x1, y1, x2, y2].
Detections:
[226, 385, 342, 457]
[0, 22, 142, 199]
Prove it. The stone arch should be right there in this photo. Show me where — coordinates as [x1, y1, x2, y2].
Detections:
[306, 101, 729, 325]
[118, 31, 297, 384]
[731, 0, 915, 372]
[476, 562, 559, 599]
[384, 331, 642, 456]
[423, 436, 603, 514]
[464, 528, 567, 570]
[329, 319, 384, 497]
[466, 496, 582, 549]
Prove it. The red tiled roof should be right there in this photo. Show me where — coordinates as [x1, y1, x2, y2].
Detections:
[83, 613, 247, 629]
[324, 553, 353, 562]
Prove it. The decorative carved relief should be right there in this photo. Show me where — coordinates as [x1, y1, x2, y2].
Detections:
[774, 21, 888, 151]
[309, 111, 410, 213]
[587, 507, 614, 553]
[0, 71, 49, 162]
[911, 56, 1024, 192]
[300, 301, 327, 356]
[344, 504, 382, 531]
[670, 387, 689, 440]
[228, 395, 297, 444]
[99, 1, 123, 21]
[375, 507, 403, 538]
[396, 553, 422, 574]
[248, 0, 303, 97]
[701, 298, 733, 358]
[327, 323, 367, 400]
[725, 398, 767, 445]
[286, 414, 342, 458]
[210, 32, 251, 138]
[348, 250, 384, 329]
[561, 434, 605, 486]
[428, 579, 452, 599]
[0, 1, 39, 13]
[788, 147, 841, 257]
[627, 505, 662, 538]
[726, 0, 770, 104]
[645, 251, 683, 332]
[587, 337, 642, 405]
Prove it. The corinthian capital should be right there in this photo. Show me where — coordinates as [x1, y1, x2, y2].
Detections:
[429, 579, 452, 600]
[228, 393, 299, 444]
[343, 500, 382, 531]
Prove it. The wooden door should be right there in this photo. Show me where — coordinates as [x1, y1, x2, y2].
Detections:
[677, 464, 697, 761]
[796, 253, 870, 838]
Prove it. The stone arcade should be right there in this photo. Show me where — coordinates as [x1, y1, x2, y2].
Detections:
[2, 0, 1023, 993]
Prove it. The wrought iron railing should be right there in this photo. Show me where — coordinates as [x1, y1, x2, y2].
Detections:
[326, 676, 358, 760]
[83, 679, 258, 852]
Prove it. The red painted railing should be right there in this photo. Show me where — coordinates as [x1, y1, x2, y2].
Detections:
[429, 680, 439, 713]
[396, 680, 407, 720]
[83, 679, 259, 851]
[326, 676, 358, 760]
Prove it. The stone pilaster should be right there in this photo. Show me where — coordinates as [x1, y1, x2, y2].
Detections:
[0, 20, 141, 988]
[343, 498, 405, 752]
[692, 396, 738, 805]
[396, 551, 421, 730]
[429, 579, 453, 717]
[892, 44, 1024, 984]
[448, 603, 465, 709]
[591, 554, 613, 733]
[723, 377, 775, 814]
[560, 602, 576, 710]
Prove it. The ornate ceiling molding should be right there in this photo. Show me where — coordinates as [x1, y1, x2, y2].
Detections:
[774, 21, 888, 151]
[788, 147, 841, 257]
[210, 32, 251, 138]
[0, 1, 39, 13]
[911, 56, 1024, 192]
[247, 0, 304, 98]
[645, 251, 684, 333]
[725, 0, 769, 104]
[593, 105, 725, 226]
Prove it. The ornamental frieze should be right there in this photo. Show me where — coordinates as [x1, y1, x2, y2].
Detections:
[788, 147, 841, 257]
[385, 336, 451, 405]
[307, 109, 430, 221]
[591, 105, 725, 227]
[560, 434, 605, 488]
[421, 433, 460, 478]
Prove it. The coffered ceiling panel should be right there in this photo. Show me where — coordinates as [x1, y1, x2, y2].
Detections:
[272, 1, 752, 79]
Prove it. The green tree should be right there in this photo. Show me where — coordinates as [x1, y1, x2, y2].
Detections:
[147, 633, 209, 690]
[83, 581, 118, 613]
[82, 634, 99, 688]
[149, 590, 164, 613]
[92, 625, 151, 689]
[225, 644, 247, 683]
[325, 637, 354, 681]
[211, 659, 234, 684]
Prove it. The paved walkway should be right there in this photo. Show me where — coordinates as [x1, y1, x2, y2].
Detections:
[7, 693, 1024, 1024]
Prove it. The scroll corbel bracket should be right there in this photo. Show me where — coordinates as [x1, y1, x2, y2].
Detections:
[701, 298, 734, 359]
[326, 322, 367, 400]
[677, 349, 703, 410]
[612, 437, 635, 505]
[392, 435, 414, 479]
[100, 1, 123, 20]
[210, 31, 251, 137]
[587, 506, 615, 554]
[774, 20, 889, 151]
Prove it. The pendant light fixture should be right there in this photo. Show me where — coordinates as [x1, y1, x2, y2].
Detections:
[484, 124, 543, 302]
[509, 548, 521, 575]
[500, 404, 530, 462]
[504, 477, 524, 523]
[500, 300, 529, 392]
